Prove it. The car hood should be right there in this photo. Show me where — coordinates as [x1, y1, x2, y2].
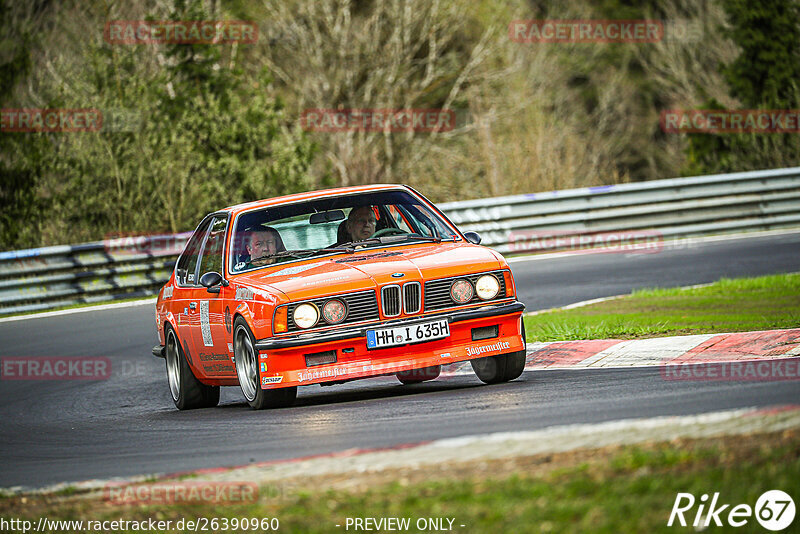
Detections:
[233, 243, 504, 302]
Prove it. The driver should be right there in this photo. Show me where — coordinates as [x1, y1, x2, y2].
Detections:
[244, 227, 284, 268]
[344, 206, 377, 242]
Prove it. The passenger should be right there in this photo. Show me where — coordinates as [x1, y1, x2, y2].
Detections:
[343, 206, 377, 242]
[244, 227, 284, 267]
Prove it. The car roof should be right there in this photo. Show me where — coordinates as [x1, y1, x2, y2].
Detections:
[221, 184, 412, 216]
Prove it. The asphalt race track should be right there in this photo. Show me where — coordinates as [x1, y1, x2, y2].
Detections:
[1, 231, 799, 488]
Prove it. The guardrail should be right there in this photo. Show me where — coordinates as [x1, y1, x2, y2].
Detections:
[1, 167, 799, 316]
[439, 166, 800, 254]
[0, 233, 191, 316]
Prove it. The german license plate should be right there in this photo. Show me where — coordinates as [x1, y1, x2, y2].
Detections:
[366, 318, 450, 349]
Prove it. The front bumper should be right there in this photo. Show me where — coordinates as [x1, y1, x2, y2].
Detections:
[254, 300, 525, 388]
[255, 300, 525, 351]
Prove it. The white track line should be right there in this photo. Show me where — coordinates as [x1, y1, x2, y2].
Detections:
[0, 298, 156, 324]
[525, 283, 716, 317]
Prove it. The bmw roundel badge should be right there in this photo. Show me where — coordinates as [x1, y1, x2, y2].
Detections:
[391, 273, 405, 278]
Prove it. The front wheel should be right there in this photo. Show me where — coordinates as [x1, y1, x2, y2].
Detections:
[470, 323, 527, 384]
[164, 326, 220, 410]
[233, 318, 297, 410]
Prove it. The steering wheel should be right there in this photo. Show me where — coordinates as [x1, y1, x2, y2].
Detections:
[371, 227, 407, 238]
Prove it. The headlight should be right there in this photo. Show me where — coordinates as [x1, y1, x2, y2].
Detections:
[293, 303, 319, 329]
[450, 279, 474, 304]
[475, 274, 500, 300]
[322, 299, 347, 324]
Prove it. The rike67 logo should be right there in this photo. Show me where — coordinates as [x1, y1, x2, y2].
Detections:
[668, 490, 795, 531]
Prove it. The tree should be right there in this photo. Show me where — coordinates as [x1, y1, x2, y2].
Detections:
[24, 0, 315, 244]
[0, 0, 41, 249]
[685, 0, 800, 175]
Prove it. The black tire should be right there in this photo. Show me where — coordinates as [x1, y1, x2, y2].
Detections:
[164, 326, 220, 410]
[396, 364, 441, 385]
[233, 317, 297, 410]
[470, 323, 527, 384]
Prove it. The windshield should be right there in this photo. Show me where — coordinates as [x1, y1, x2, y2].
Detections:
[229, 189, 459, 273]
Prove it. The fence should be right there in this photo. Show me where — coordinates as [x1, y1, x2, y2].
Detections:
[1, 167, 799, 315]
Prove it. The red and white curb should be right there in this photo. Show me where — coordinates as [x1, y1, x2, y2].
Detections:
[441, 328, 800, 376]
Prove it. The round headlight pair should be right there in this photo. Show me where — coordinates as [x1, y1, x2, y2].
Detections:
[450, 275, 500, 304]
[293, 299, 347, 329]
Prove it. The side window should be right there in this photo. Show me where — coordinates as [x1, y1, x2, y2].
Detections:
[176, 219, 211, 286]
[386, 205, 414, 233]
[404, 203, 453, 238]
[395, 204, 431, 236]
[197, 216, 228, 277]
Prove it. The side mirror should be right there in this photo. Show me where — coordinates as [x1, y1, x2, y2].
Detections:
[199, 271, 224, 294]
[463, 231, 482, 245]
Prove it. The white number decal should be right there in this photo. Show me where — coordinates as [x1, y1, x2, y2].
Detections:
[199, 301, 213, 347]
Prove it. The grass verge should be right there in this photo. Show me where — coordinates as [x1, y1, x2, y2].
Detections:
[2, 430, 798, 533]
[524, 273, 800, 341]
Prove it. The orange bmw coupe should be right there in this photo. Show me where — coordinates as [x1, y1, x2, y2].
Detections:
[153, 185, 526, 409]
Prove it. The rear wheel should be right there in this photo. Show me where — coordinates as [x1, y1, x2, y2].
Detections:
[165, 326, 220, 410]
[396, 365, 441, 385]
[233, 317, 297, 410]
[470, 323, 527, 384]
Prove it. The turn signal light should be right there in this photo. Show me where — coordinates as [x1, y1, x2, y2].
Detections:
[274, 307, 288, 334]
[503, 271, 515, 297]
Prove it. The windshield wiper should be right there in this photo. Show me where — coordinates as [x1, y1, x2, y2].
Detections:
[401, 234, 454, 243]
[253, 247, 354, 262]
[334, 238, 385, 248]
[336, 234, 456, 249]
